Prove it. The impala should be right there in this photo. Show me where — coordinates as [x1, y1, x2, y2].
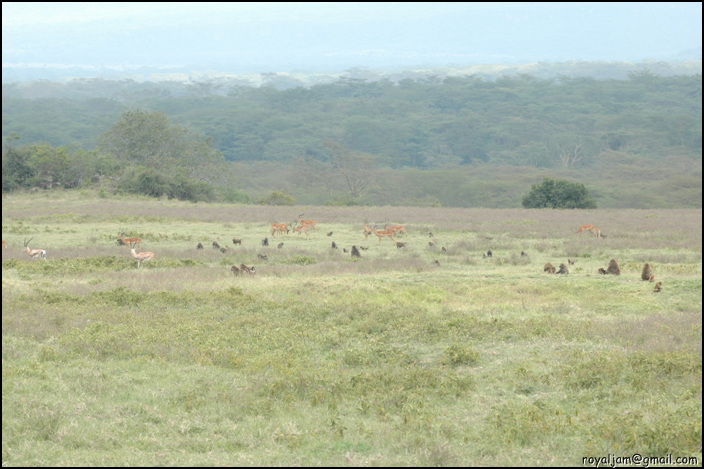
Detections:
[271, 223, 289, 236]
[24, 238, 47, 260]
[297, 214, 317, 231]
[371, 228, 396, 245]
[130, 242, 155, 268]
[363, 224, 372, 240]
[2, 240, 7, 249]
[385, 224, 407, 237]
[117, 231, 141, 249]
[577, 224, 595, 234]
[293, 224, 310, 238]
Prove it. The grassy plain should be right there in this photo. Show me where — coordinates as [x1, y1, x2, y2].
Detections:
[2, 191, 702, 466]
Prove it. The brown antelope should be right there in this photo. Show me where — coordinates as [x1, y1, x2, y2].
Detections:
[297, 214, 317, 231]
[2, 240, 7, 249]
[577, 224, 595, 234]
[371, 227, 396, 245]
[363, 224, 372, 240]
[271, 223, 289, 237]
[130, 242, 155, 268]
[385, 224, 407, 237]
[118, 232, 141, 249]
[293, 224, 310, 238]
[24, 238, 46, 260]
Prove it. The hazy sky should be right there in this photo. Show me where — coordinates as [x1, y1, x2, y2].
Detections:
[2, 2, 701, 80]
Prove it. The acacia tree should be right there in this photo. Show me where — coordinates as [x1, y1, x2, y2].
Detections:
[522, 177, 597, 209]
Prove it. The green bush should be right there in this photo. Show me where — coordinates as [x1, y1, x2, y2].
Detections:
[522, 177, 597, 209]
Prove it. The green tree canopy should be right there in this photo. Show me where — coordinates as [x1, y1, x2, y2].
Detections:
[522, 177, 597, 209]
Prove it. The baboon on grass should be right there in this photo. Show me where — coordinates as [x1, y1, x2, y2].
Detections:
[196, 242, 204, 250]
[598, 268, 607, 275]
[232, 238, 242, 245]
[607, 259, 620, 275]
[351, 245, 362, 258]
[641, 263, 653, 281]
[212, 241, 221, 250]
[653, 282, 662, 292]
[556, 263, 569, 275]
[544, 262, 556, 274]
[262, 237, 269, 247]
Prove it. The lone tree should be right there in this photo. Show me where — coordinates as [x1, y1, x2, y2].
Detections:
[522, 177, 597, 209]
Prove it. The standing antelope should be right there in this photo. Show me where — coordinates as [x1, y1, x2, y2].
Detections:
[117, 231, 141, 249]
[293, 224, 310, 238]
[371, 228, 396, 245]
[385, 224, 407, 237]
[297, 214, 318, 231]
[24, 238, 47, 260]
[363, 224, 372, 240]
[130, 242, 155, 268]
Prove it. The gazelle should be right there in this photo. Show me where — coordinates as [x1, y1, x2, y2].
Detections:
[293, 224, 310, 238]
[24, 238, 47, 260]
[385, 224, 407, 237]
[271, 223, 289, 237]
[577, 224, 595, 234]
[130, 242, 155, 268]
[297, 214, 317, 231]
[2, 240, 7, 249]
[117, 231, 141, 249]
[371, 227, 396, 245]
[363, 224, 372, 240]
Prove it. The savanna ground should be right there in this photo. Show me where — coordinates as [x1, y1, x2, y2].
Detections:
[2, 191, 702, 466]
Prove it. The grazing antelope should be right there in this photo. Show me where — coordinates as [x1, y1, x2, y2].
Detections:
[363, 224, 372, 240]
[130, 242, 154, 268]
[117, 232, 141, 249]
[577, 224, 595, 234]
[271, 223, 289, 237]
[196, 242, 204, 250]
[351, 245, 361, 258]
[24, 238, 47, 260]
[371, 227, 396, 245]
[653, 281, 662, 293]
[232, 238, 243, 245]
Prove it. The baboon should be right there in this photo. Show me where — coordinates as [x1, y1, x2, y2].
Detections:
[607, 259, 620, 275]
[653, 281, 662, 292]
[429, 232, 434, 238]
[277, 242, 284, 249]
[262, 237, 269, 247]
[257, 253, 268, 261]
[351, 245, 361, 258]
[212, 241, 220, 250]
[544, 262, 556, 274]
[556, 263, 569, 275]
[568, 258, 575, 265]
[598, 268, 607, 275]
[434, 259, 440, 266]
[649, 274, 655, 282]
[429, 241, 436, 247]
[442, 246, 447, 252]
[240, 263, 255, 274]
[343, 248, 348, 253]
[220, 247, 229, 253]
[641, 263, 653, 281]
[231, 265, 241, 276]
[521, 251, 528, 257]
[232, 238, 242, 245]
[358, 246, 368, 250]
[396, 242, 406, 249]
[331, 241, 338, 249]
[486, 250, 492, 258]
[196, 242, 204, 250]
[327, 231, 333, 237]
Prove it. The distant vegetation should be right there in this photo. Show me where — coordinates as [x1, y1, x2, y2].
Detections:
[2, 69, 702, 208]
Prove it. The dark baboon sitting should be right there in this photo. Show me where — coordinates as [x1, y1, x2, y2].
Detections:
[331, 241, 338, 249]
[598, 268, 607, 275]
[232, 238, 242, 245]
[262, 237, 269, 247]
[351, 245, 362, 258]
[429, 232, 434, 238]
[196, 242, 204, 250]
[641, 263, 653, 281]
[231, 265, 241, 276]
[434, 259, 440, 266]
[257, 253, 268, 261]
[395, 242, 406, 249]
[327, 231, 333, 237]
[544, 262, 556, 274]
[277, 242, 284, 249]
[607, 259, 620, 275]
[653, 281, 662, 292]
[556, 263, 569, 274]
[486, 249, 493, 258]
[521, 251, 528, 257]
[212, 241, 221, 250]
[343, 248, 348, 253]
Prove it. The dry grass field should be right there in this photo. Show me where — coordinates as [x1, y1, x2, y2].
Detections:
[2, 191, 702, 466]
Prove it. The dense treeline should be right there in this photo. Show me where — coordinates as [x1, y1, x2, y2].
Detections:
[2, 71, 702, 208]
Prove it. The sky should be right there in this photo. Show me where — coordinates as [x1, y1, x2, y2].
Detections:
[2, 2, 702, 81]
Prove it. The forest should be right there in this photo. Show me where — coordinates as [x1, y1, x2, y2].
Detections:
[2, 69, 702, 208]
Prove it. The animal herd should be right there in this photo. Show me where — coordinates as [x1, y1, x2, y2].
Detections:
[0, 221, 665, 291]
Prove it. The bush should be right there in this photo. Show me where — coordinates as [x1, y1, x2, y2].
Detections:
[522, 177, 597, 209]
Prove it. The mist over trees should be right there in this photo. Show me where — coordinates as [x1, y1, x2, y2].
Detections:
[2, 69, 702, 208]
